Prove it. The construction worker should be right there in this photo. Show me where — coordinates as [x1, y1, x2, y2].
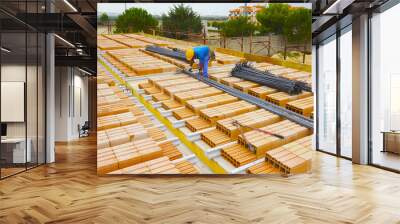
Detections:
[185, 45, 215, 79]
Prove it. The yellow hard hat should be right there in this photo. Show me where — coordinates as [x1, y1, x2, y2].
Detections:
[185, 48, 194, 61]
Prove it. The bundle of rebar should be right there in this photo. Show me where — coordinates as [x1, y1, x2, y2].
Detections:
[231, 63, 303, 95]
[145, 45, 187, 62]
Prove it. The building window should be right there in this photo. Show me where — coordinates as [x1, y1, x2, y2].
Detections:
[317, 35, 337, 154]
[370, 3, 400, 171]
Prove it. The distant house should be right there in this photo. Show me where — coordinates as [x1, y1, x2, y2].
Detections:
[228, 5, 265, 24]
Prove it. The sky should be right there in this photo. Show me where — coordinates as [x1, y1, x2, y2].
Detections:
[97, 3, 312, 17]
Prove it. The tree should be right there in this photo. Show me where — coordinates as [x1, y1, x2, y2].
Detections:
[256, 3, 290, 35]
[219, 16, 256, 37]
[284, 8, 312, 63]
[114, 8, 158, 33]
[100, 13, 109, 25]
[284, 8, 311, 44]
[161, 4, 202, 39]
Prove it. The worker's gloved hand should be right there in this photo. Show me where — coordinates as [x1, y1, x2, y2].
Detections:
[188, 68, 193, 72]
[172, 48, 178, 51]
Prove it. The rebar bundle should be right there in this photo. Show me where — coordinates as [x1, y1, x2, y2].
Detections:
[145, 45, 187, 62]
[231, 63, 304, 95]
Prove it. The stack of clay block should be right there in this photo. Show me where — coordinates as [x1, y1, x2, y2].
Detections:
[97, 138, 164, 174]
[201, 109, 280, 148]
[97, 112, 137, 131]
[141, 48, 188, 69]
[174, 87, 222, 104]
[266, 91, 313, 107]
[124, 34, 172, 46]
[105, 34, 149, 48]
[163, 82, 208, 97]
[238, 120, 311, 158]
[98, 38, 126, 50]
[233, 81, 260, 93]
[285, 96, 314, 118]
[215, 52, 244, 64]
[220, 77, 243, 87]
[209, 72, 231, 81]
[246, 162, 279, 174]
[264, 136, 312, 174]
[199, 101, 257, 124]
[106, 48, 177, 75]
[174, 160, 199, 174]
[98, 95, 120, 106]
[216, 109, 281, 139]
[158, 141, 183, 161]
[248, 86, 277, 100]
[220, 144, 257, 168]
[102, 53, 137, 77]
[97, 123, 148, 149]
[185, 93, 237, 114]
[146, 127, 168, 142]
[154, 77, 197, 89]
[97, 99, 143, 117]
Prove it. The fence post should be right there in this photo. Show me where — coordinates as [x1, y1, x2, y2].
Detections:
[303, 41, 307, 64]
[241, 34, 244, 52]
[203, 28, 206, 45]
[249, 32, 253, 54]
[268, 34, 271, 56]
[283, 38, 287, 60]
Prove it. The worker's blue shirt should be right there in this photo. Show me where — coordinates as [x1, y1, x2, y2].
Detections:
[193, 46, 210, 64]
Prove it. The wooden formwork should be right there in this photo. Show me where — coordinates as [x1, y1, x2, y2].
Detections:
[97, 88, 115, 97]
[174, 87, 222, 104]
[199, 101, 257, 125]
[285, 96, 314, 117]
[163, 82, 208, 97]
[232, 81, 260, 93]
[265, 136, 312, 174]
[185, 117, 212, 132]
[185, 93, 238, 114]
[216, 109, 281, 139]
[220, 144, 257, 168]
[246, 162, 279, 174]
[266, 91, 313, 107]
[201, 129, 232, 148]
[220, 77, 243, 87]
[215, 52, 244, 64]
[247, 86, 278, 100]
[158, 141, 183, 161]
[237, 120, 311, 158]
[175, 160, 199, 174]
[161, 100, 182, 110]
[209, 72, 231, 81]
[172, 107, 196, 120]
